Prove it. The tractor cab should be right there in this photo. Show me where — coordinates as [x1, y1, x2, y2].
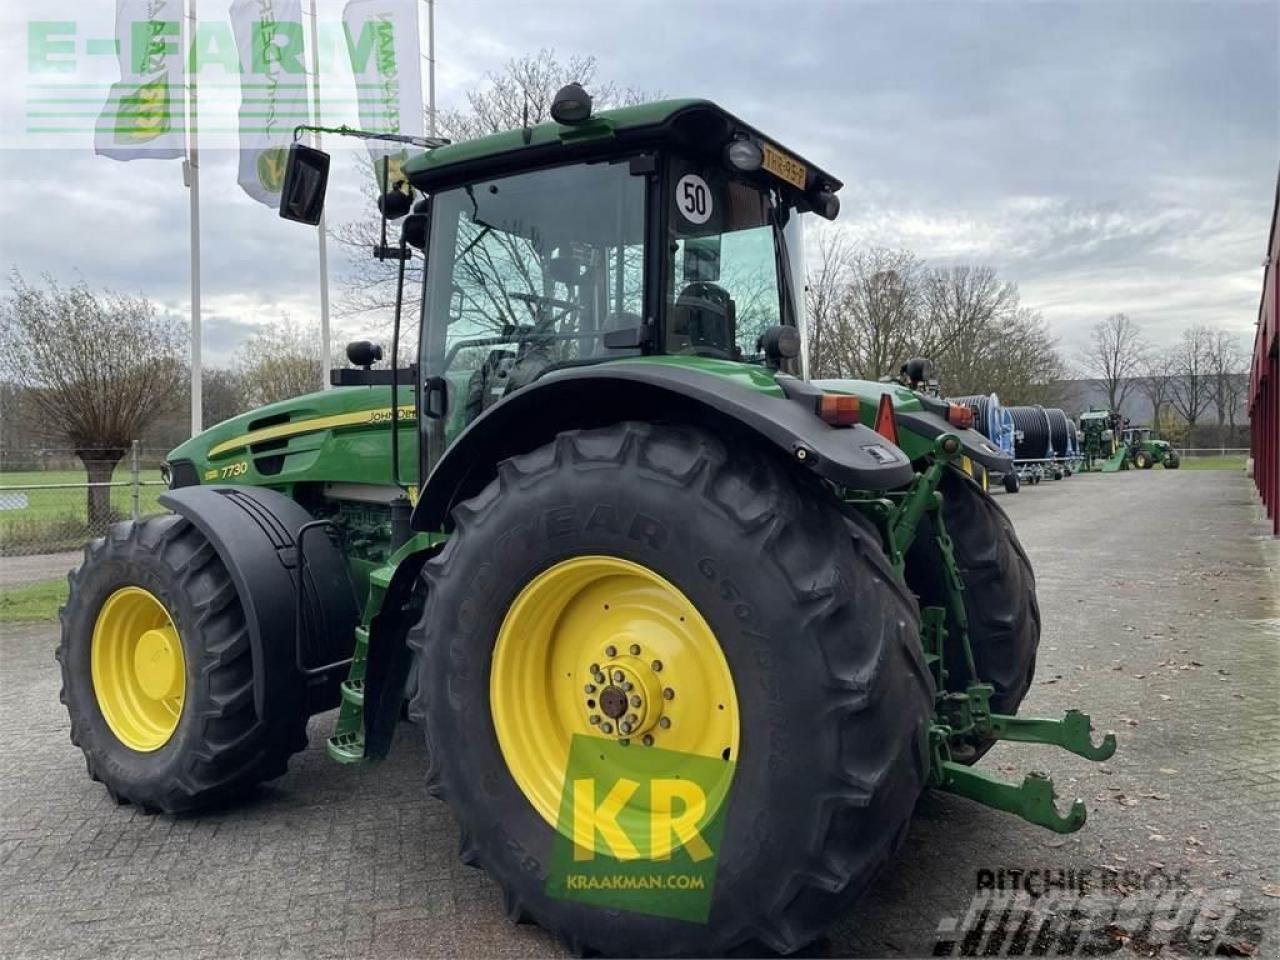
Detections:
[280, 93, 841, 475]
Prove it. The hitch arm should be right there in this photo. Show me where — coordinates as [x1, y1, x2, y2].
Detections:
[987, 709, 1117, 762]
[938, 762, 1087, 834]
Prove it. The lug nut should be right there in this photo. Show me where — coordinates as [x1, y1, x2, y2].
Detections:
[630, 695, 642, 708]
[629, 644, 640, 656]
[663, 688, 675, 701]
[601, 722, 613, 734]
[622, 682, 633, 692]
[584, 683, 596, 694]
[619, 738, 630, 746]
[659, 717, 671, 729]
[605, 646, 617, 658]
[589, 662, 599, 674]
[620, 722, 632, 734]
[642, 735, 654, 747]
[612, 670, 625, 683]
[588, 715, 601, 725]
[626, 713, 638, 725]
[651, 660, 663, 672]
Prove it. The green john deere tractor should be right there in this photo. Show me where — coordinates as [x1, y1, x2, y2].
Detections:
[59, 90, 1114, 956]
[1122, 426, 1181, 470]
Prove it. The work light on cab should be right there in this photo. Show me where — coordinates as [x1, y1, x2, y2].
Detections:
[725, 137, 764, 172]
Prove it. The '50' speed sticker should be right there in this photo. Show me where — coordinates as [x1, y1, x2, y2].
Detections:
[676, 174, 713, 225]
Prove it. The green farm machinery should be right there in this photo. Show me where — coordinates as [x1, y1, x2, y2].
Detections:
[58, 91, 1114, 955]
[1121, 426, 1181, 470]
[1078, 408, 1128, 471]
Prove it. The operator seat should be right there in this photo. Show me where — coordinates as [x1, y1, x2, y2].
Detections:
[671, 282, 736, 357]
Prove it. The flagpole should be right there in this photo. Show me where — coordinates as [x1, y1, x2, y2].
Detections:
[308, 0, 332, 389]
[426, 0, 436, 138]
[186, 0, 203, 434]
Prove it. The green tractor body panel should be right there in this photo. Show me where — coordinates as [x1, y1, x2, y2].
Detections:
[167, 385, 419, 492]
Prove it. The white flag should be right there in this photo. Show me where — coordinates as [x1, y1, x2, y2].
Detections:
[342, 0, 423, 188]
[232, 0, 311, 206]
[95, 0, 186, 160]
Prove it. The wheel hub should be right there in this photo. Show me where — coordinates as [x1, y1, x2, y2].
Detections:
[584, 652, 670, 741]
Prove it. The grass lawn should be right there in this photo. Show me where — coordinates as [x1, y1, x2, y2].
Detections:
[0, 466, 166, 555]
[0, 578, 67, 623]
[1177, 455, 1247, 471]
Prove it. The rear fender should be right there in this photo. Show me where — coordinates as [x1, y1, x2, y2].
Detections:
[896, 409, 1015, 474]
[411, 361, 916, 531]
[158, 485, 361, 718]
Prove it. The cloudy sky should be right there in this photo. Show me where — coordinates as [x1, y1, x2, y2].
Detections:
[0, 0, 1275, 368]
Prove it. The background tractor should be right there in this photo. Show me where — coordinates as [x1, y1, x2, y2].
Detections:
[1078, 407, 1127, 471]
[1122, 426, 1181, 469]
[58, 89, 1112, 956]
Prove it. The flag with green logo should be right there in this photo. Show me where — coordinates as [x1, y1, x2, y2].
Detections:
[94, 0, 185, 160]
[342, 0, 423, 190]
[232, 0, 310, 206]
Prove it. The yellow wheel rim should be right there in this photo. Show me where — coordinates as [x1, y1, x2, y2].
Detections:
[491, 556, 740, 843]
[91, 586, 186, 752]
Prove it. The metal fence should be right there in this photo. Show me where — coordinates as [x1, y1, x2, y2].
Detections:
[1172, 447, 1250, 460]
[0, 442, 169, 558]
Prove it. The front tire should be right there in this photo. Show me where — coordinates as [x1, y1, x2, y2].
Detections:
[1003, 473, 1020, 494]
[58, 516, 309, 813]
[410, 423, 934, 956]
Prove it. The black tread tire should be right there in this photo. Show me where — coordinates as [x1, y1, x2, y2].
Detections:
[57, 515, 309, 813]
[1003, 473, 1020, 494]
[409, 422, 934, 957]
[1165, 458, 1180, 470]
[904, 467, 1039, 721]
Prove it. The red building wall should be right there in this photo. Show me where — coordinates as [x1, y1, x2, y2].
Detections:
[1251, 171, 1280, 535]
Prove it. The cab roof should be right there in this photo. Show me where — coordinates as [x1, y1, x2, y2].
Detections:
[402, 98, 842, 199]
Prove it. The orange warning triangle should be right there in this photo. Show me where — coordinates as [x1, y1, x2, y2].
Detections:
[875, 393, 899, 445]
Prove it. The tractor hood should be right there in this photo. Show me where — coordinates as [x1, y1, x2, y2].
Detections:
[164, 385, 417, 491]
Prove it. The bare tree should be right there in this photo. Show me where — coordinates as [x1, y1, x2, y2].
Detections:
[335, 50, 652, 321]
[1207, 330, 1248, 446]
[202, 367, 251, 429]
[1137, 348, 1177, 437]
[804, 229, 850, 377]
[236, 317, 325, 407]
[0, 272, 184, 524]
[1168, 325, 1216, 449]
[1078, 313, 1147, 416]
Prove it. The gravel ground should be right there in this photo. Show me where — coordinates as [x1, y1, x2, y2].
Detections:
[1, 468, 1276, 958]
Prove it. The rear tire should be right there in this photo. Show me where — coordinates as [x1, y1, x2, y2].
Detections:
[904, 467, 1039, 721]
[1003, 473, 1020, 494]
[58, 515, 309, 813]
[410, 422, 934, 956]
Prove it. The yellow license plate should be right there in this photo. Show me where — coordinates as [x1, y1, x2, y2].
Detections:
[762, 143, 807, 189]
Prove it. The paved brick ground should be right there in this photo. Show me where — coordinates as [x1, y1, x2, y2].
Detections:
[1, 469, 1276, 958]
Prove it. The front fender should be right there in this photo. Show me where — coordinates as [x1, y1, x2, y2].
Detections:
[412, 361, 916, 531]
[158, 485, 361, 716]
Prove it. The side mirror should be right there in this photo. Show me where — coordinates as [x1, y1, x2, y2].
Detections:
[279, 143, 331, 225]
